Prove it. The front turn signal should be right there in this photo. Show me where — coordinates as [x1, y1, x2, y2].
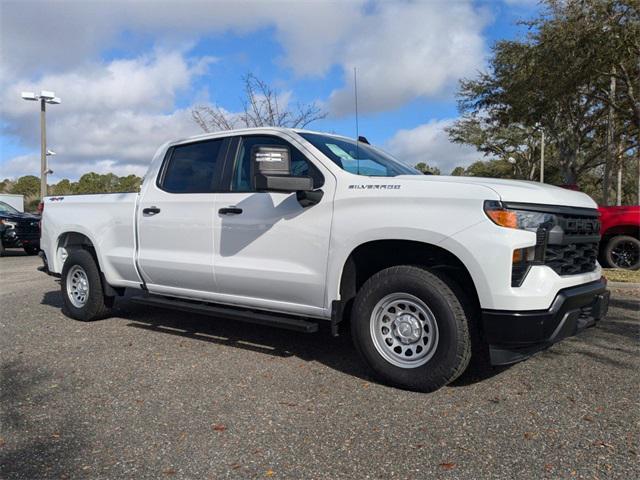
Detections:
[484, 201, 518, 229]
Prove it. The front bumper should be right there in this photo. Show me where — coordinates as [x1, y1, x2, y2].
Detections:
[1, 228, 39, 249]
[482, 278, 610, 365]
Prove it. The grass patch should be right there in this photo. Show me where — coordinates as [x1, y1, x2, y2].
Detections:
[602, 268, 640, 283]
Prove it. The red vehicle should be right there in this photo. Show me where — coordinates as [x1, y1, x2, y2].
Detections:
[598, 205, 640, 270]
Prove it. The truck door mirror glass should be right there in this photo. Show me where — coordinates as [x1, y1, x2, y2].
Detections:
[252, 145, 313, 193]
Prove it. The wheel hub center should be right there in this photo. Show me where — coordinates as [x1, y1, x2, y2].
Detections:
[394, 314, 422, 344]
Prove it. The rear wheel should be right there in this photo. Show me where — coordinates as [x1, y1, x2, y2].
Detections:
[604, 235, 640, 270]
[351, 265, 472, 392]
[61, 249, 113, 321]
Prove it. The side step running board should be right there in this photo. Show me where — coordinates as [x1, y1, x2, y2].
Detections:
[129, 295, 319, 333]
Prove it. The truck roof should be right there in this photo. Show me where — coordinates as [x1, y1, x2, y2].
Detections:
[171, 126, 355, 146]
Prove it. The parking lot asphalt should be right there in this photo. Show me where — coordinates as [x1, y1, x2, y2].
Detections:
[1, 252, 638, 479]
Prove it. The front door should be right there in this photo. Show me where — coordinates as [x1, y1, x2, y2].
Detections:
[213, 134, 334, 316]
[137, 137, 227, 296]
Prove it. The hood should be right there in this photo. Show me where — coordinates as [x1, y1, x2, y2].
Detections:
[397, 175, 597, 209]
[0, 212, 40, 222]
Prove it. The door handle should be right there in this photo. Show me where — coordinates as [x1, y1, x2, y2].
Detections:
[143, 206, 161, 216]
[218, 206, 243, 215]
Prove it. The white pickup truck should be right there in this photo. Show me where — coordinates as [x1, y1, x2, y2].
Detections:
[40, 127, 609, 392]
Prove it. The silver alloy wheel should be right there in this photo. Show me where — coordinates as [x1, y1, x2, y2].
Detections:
[66, 264, 90, 308]
[370, 292, 439, 368]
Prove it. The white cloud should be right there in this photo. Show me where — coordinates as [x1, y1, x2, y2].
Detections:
[1, 0, 488, 115]
[0, 50, 206, 179]
[327, 2, 489, 115]
[386, 119, 482, 174]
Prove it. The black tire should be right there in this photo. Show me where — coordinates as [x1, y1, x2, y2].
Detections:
[351, 266, 472, 392]
[24, 245, 39, 255]
[603, 235, 640, 270]
[0, 240, 5, 257]
[61, 249, 113, 321]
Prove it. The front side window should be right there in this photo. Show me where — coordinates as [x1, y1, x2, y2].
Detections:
[231, 135, 324, 192]
[299, 132, 420, 177]
[160, 139, 224, 193]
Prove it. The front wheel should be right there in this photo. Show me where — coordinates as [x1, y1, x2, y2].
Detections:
[351, 266, 472, 392]
[61, 249, 113, 321]
[603, 235, 640, 270]
[24, 245, 39, 255]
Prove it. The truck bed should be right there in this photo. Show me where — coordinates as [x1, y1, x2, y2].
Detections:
[41, 193, 142, 287]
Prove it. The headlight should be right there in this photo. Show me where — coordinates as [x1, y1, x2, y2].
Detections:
[484, 201, 556, 287]
[0, 219, 17, 229]
[483, 200, 556, 231]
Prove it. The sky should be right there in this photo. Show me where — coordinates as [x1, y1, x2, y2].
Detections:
[0, 0, 541, 182]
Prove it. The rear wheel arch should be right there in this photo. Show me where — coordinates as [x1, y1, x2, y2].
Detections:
[56, 231, 96, 270]
[56, 232, 123, 297]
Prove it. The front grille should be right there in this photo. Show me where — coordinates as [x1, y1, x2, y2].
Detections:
[543, 212, 600, 276]
[545, 242, 599, 275]
[15, 220, 40, 242]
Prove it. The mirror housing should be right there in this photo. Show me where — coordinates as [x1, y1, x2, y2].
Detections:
[255, 174, 313, 193]
[296, 189, 324, 207]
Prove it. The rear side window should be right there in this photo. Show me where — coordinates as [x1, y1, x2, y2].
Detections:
[160, 139, 224, 193]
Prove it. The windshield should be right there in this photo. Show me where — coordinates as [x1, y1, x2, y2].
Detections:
[299, 132, 420, 177]
[0, 201, 19, 214]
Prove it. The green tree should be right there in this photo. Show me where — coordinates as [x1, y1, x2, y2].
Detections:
[50, 179, 74, 195]
[10, 175, 40, 197]
[115, 174, 142, 193]
[448, 116, 543, 180]
[452, 0, 639, 203]
[414, 162, 441, 175]
[0, 178, 13, 193]
[74, 172, 120, 194]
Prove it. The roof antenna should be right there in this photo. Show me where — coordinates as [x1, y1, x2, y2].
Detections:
[354, 67, 360, 175]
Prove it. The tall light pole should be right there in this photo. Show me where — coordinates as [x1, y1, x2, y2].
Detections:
[21, 91, 61, 200]
[540, 128, 545, 183]
[535, 123, 545, 183]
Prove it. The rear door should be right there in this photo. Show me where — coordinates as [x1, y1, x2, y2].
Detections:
[137, 137, 227, 296]
[212, 134, 335, 316]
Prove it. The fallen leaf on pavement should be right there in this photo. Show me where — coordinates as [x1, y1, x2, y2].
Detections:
[593, 440, 614, 449]
[439, 462, 456, 470]
[266, 469, 275, 477]
[212, 424, 227, 432]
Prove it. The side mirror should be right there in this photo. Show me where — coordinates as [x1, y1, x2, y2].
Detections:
[252, 145, 313, 193]
[255, 175, 313, 192]
[296, 189, 324, 208]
